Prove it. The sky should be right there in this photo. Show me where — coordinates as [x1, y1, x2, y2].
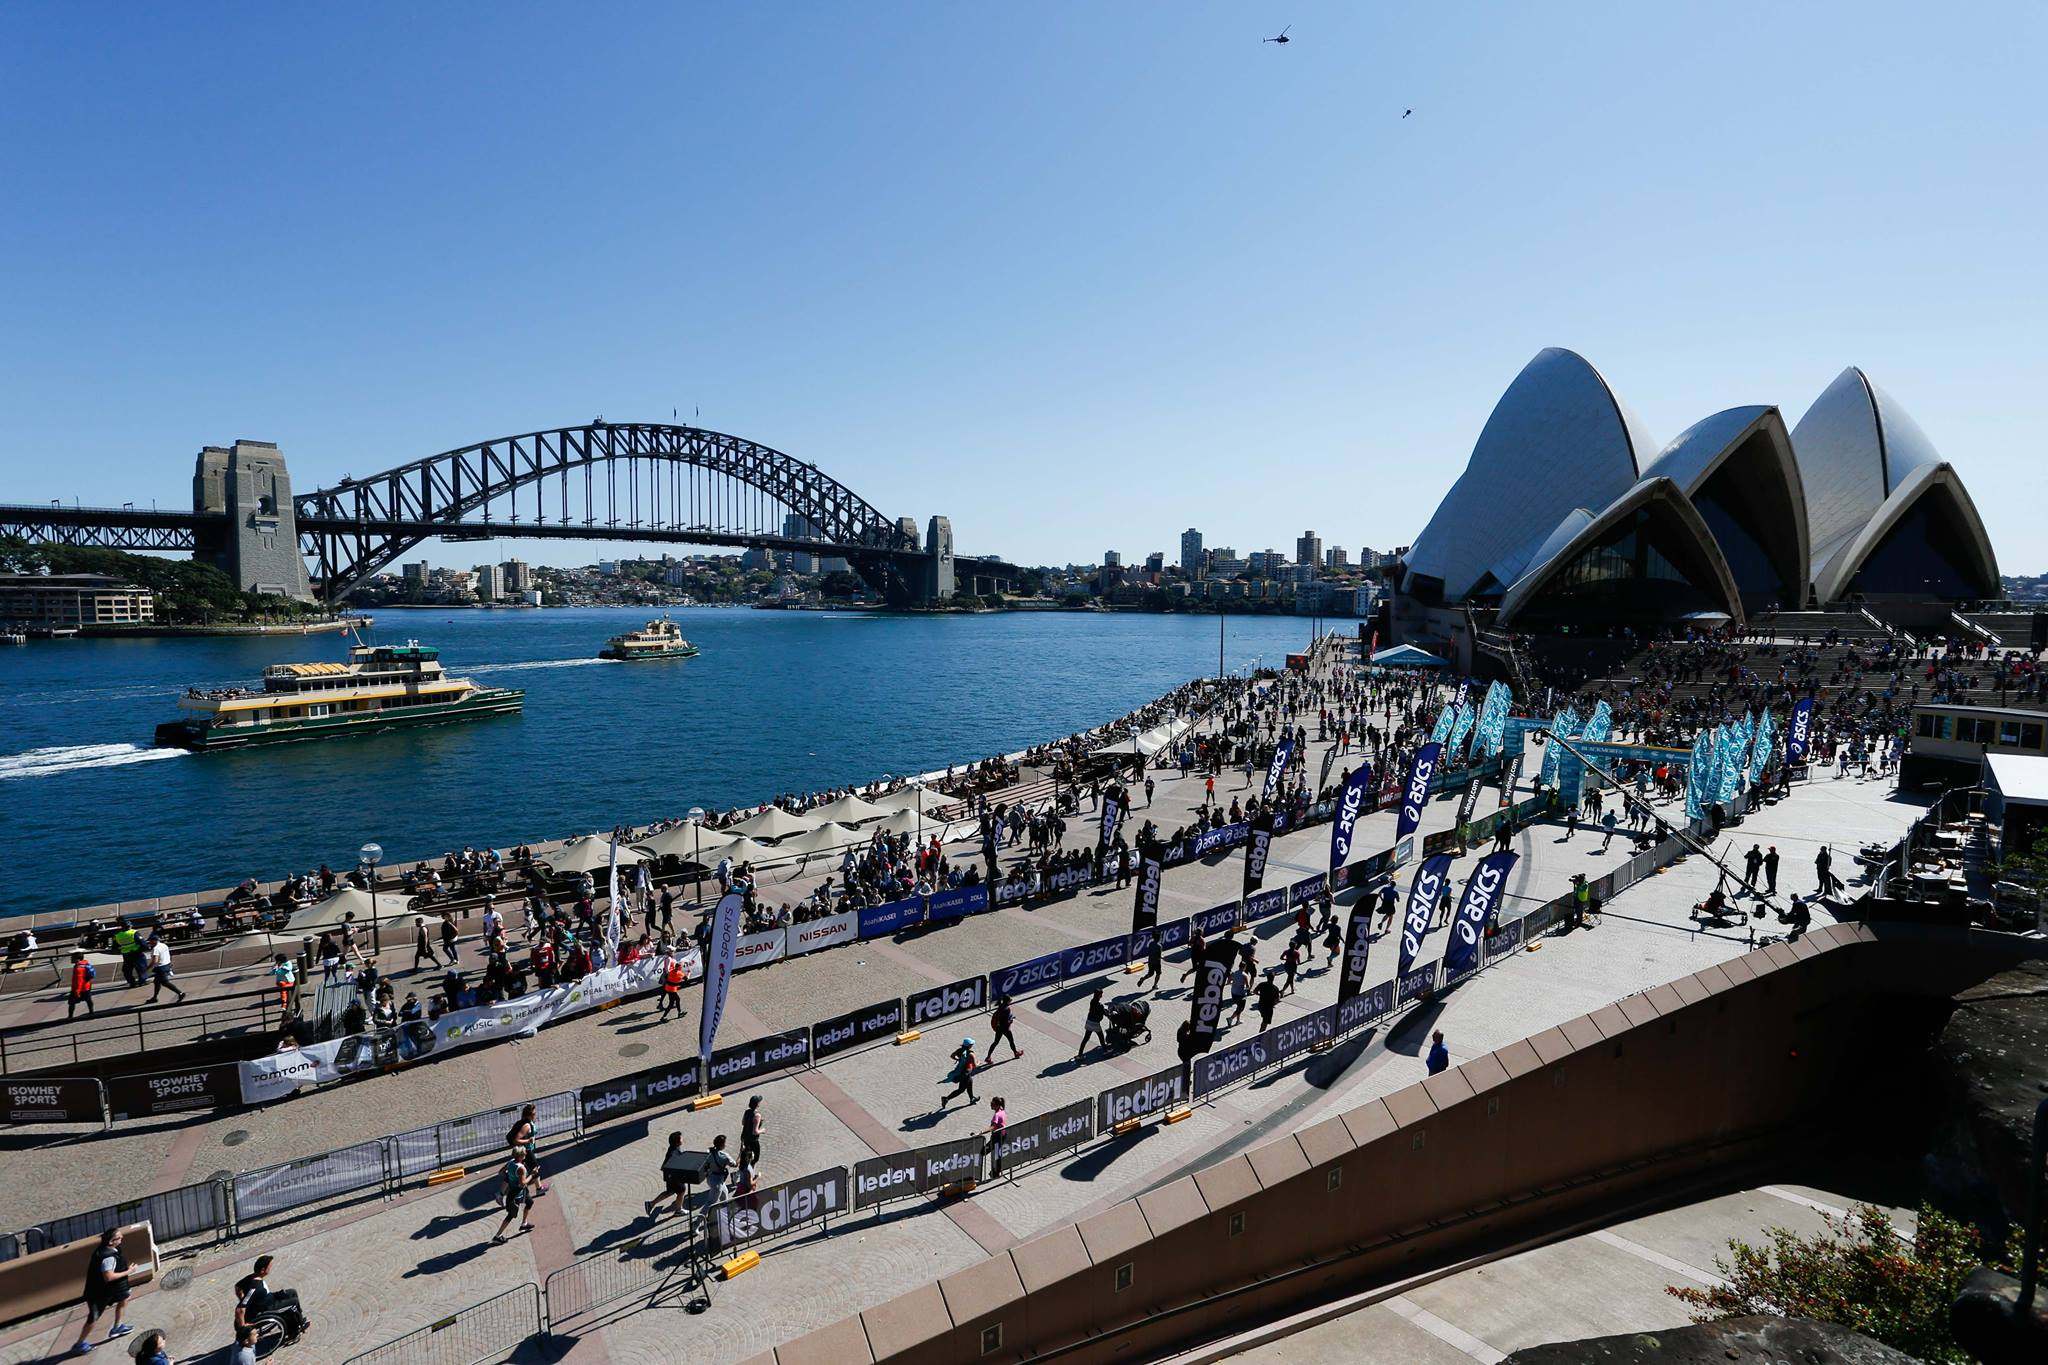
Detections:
[2, 2, 2043, 573]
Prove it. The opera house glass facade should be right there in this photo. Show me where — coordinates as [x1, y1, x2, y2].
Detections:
[1391, 349, 2000, 645]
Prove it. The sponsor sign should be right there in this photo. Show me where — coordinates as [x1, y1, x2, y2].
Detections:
[993, 1099, 1092, 1169]
[1099, 794, 1121, 849]
[707, 1028, 810, 1090]
[1397, 853, 1455, 979]
[907, 975, 987, 1027]
[708, 1166, 848, 1251]
[1487, 915, 1527, 961]
[1242, 817, 1274, 895]
[851, 1135, 985, 1208]
[1245, 887, 1287, 922]
[1329, 763, 1373, 867]
[1194, 1031, 1271, 1096]
[810, 998, 905, 1061]
[1193, 822, 1249, 857]
[1191, 902, 1243, 937]
[1337, 904, 1373, 1002]
[700, 889, 745, 1074]
[106, 1065, 238, 1120]
[1396, 961, 1439, 1006]
[1787, 697, 1814, 763]
[1061, 936, 1129, 979]
[579, 1056, 703, 1123]
[1157, 917, 1191, 951]
[918, 1135, 985, 1190]
[1268, 1009, 1330, 1066]
[993, 877, 1031, 906]
[1130, 855, 1162, 934]
[1043, 863, 1096, 897]
[857, 895, 924, 938]
[926, 886, 989, 923]
[731, 927, 787, 972]
[1186, 938, 1235, 1054]
[1397, 742, 1444, 840]
[1336, 979, 1394, 1033]
[1289, 875, 1325, 907]
[1, 1076, 103, 1125]
[784, 910, 858, 958]
[991, 951, 1066, 1000]
[1441, 851, 1518, 979]
[1263, 736, 1294, 801]
[1096, 1066, 1186, 1131]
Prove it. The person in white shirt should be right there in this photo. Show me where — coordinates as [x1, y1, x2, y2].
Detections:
[148, 936, 185, 1004]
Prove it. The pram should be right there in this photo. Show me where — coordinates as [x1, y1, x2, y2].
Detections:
[1104, 998, 1151, 1049]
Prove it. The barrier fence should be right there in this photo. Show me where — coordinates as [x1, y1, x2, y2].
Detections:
[341, 1281, 544, 1365]
[21, 1179, 231, 1253]
[233, 1137, 390, 1225]
[543, 1223, 699, 1325]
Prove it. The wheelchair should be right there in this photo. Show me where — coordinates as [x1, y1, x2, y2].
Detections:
[244, 1300, 310, 1358]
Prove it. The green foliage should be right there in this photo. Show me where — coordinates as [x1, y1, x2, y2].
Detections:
[0, 541, 322, 624]
[1668, 1202, 2018, 1363]
[817, 569, 866, 600]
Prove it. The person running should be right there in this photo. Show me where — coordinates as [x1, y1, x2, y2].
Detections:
[67, 950, 95, 1019]
[1322, 915, 1342, 967]
[940, 1037, 979, 1106]
[340, 913, 368, 966]
[1076, 988, 1107, 1059]
[507, 1103, 546, 1194]
[655, 952, 685, 1022]
[1228, 962, 1251, 1025]
[1280, 941, 1302, 994]
[1139, 935, 1164, 989]
[1254, 973, 1281, 1032]
[439, 911, 460, 965]
[147, 936, 185, 1004]
[740, 1095, 766, 1168]
[701, 1132, 736, 1212]
[646, 1131, 691, 1220]
[70, 1228, 139, 1354]
[491, 1154, 536, 1244]
[1600, 809, 1620, 851]
[1375, 880, 1398, 934]
[988, 994, 1024, 1060]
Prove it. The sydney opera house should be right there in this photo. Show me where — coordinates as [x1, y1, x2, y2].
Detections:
[1389, 348, 2002, 650]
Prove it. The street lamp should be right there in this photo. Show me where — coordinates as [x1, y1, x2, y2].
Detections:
[910, 780, 926, 850]
[687, 807, 705, 905]
[359, 842, 383, 955]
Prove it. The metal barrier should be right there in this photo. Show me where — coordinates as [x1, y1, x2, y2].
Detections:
[234, 1137, 389, 1224]
[543, 1222, 698, 1324]
[22, 1179, 230, 1251]
[341, 1281, 543, 1365]
[388, 1091, 579, 1182]
[0, 1232, 17, 1264]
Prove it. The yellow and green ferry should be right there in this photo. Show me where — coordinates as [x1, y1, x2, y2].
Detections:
[153, 640, 522, 751]
[598, 616, 700, 661]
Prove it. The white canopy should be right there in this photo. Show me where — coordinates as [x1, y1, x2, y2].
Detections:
[725, 806, 820, 841]
[872, 809, 964, 843]
[284, 886, 383, 936]
[806, 792, 892, 824]
[1096, 716, 1191, 758]
[871, 786, 948, 817]
[542, 835, 651, 878]
[770, 823, 868, 856]
[632, 824, 741, 864]
[713, 835, 784, 867]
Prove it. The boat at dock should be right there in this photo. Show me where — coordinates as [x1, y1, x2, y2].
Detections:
[153, 639, 523, 751]
[599, 616, 700, 661]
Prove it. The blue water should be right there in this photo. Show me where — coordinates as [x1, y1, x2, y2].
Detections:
[0, 608, 1318, 917]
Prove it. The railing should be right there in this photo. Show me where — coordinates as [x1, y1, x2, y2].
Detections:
[543, 1223, 699, 1325]
[0, 987, 281, 1075]
[341, 1282, 543, 1365]
[20, 1179, 231, 1253]
[233, 1138, 391, 1226]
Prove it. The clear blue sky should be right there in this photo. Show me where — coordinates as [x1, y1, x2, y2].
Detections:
[3, 2, 2043, 571]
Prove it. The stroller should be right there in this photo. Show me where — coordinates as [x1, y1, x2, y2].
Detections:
[1104, 998, 1151, 1049]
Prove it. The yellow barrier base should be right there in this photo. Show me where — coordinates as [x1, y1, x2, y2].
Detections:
[690, 1093, 723, 1111]
[425, 1167, 465, 1186]
[1163, 1108, 1193, 1125]
[1124, 962, 1146, 973]
[938, 1179, 979, 1198]
[1112, 1117, 1143, 1136]
[720, 1250, 760, 1279]
[895, 1029, 922, 1045]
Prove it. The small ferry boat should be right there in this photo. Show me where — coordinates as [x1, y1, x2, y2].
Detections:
[599, 616, 700, 661]
[154, 640, 522, 751]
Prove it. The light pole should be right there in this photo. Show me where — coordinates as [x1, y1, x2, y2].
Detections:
[687, 807, 705, 907]
[359, 842, 383, 956]
[910, 780, 926, 850]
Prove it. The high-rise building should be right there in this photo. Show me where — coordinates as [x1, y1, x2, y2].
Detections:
[1326, 547, 1350, 571]
[402, 561, 428, 585]
[1104, 550, 1123, 568]
[1144, 551, 1165, 574]
[501, 559, 532, 593]
[1295, 532, 1322, 571]
[474, 563, 505, 601]
[1249, 550, 1287, 577]
[780, 513, 818, 575]
[1179, 528, 1204, 577]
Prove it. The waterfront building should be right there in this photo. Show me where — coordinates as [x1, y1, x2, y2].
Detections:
[1326, 547, 1350, 571]
[1248, 550, 1286, 577]
[1180, 527, 1204, 577]
[1295, 531, 1322, 571]
[1104, 550, 1123, 568]
[501, 559, 532, 593]
[474, 563, 505, 601]
[402, 561, 428, 585]
[1210, 556, 1248, 578]
[1145, 551, 1165, 574]
[0, 573, 157, 628]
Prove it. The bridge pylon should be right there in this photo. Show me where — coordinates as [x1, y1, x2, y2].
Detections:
[192, 441, 314, 601]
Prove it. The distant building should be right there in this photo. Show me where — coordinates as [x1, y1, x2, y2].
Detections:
[741, 548, 773, 571]
[780, 513, 819, 574]
[501, 559, 532, 593]
[1210, 556, 1248, 577]
[1295, 532, 1322, 571]
[1104, 550, 1123, 568]
[1249, 550, 1287, 577]
[1180, 528, 1204, 577]
[474, 563, 505, 601]
[597, 561, 619, 577]
[1326, 547, 1350, 571]
[402, 561, 428, 585]
[1144, 551, 1165, 574]
[0, 574, 157, 628]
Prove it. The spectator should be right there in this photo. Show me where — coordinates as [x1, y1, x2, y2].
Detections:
[1426, 1029, 1450, 1075]
[147, 935, 185, 1004]
[647, 1131, 691, 1220]
[67, 950, 96, 1019]
[70, 1227, 139, 1354]
[740, 1095, 765, 1167]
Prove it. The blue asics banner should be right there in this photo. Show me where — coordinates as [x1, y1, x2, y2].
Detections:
[1441, 850, 1518, 979]
[1263, 736, 1294, 801]
[1329, 763, 1374, 869]
[1396, 743, 1444, 841]
[1473, 681, 1509, 759]
[1749, 709, 1775, 784]
[1786, 697, 1814, 764]
[1396, 852, 1456, 979]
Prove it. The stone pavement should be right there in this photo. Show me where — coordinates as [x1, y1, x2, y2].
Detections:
[0, 750, 1921, 1364]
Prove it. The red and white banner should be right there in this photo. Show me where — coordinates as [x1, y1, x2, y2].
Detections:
[782, 910, 858, 959]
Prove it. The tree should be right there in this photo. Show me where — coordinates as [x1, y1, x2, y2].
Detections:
[1667, 1202, 2020, 1364]
[818, 569, 865, 600]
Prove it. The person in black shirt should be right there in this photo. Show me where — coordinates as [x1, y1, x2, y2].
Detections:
[989, 994, 1023, 1060]
[1076, 988, 1107, 1059]
[72, 1228, 139, 1353]
[1254, 973, 1281, 1032]
[740, 1095, 765, 1167]
[233, 1254, 308, 1340]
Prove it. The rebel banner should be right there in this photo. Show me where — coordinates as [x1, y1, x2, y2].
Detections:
[1787, 697, 1814, 764]
[580, 1056, 701, 1124]
[1329, 763, 1373, 869]
[1, 1076, 103, 1125]
[1186, 937, 1237, 1054]
[852, 1135, 985, 1209]
[1263, 736, 1294, 801]
[993, 1099, 1092, 1170]
[1130, 855, 1162, 935]
[107, 1065, 240, 1121]
[1441, 850, 1518, 980]
[708, 1166, 848, 1251]
[810, 998, 905, 1061]
[1099, 794, 1120, 850]
[707, 1028, 811, 1092]
[907, 975, 987, 1028]
[1242, 816, 1274, 896]
[700, 888, 745, 1076]
[1318, 744, 1338, 795]
[1397, 852, 1455, 979]
[1097, 1066, 1186, 1130]
[1396, 742, 1443, 841]
[1337, 904, 1373, 1002]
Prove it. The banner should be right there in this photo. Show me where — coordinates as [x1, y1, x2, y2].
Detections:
[706, 1028, 811, 1091]
[1062, 935, 1129, 979]
[1130, 855, 1162, 934]
[1473, 681, 1510, 759]
[1328, 763, 1373, 869]
[1337, 978, 1395, 1033]
[1441, 850, 1518, 980]
[700, 889, 745, 1076]
[1396, 961, 1439, 1006]
[1193, 821, 1249, 857]
[991, 950, 1066, 1000]
[1749, 707, 1776, 785]
[1185, 937, 1237, 1055]
[1242, 816, 1274, 896]
[1446, 701, 1475, 764]
[708, 1166, 848, 1251]
[1539, 707, 1579, 790]
[1396, 853, 1455, 979]
[1194, 1030, 1273, 1096]
[107, 1065, 239, 1121]
[1337, 904, 1373, 1002]
[1096, 1066, 1185, 1130]
[1787, 697, 1814, 764]
[731, 926, 787, 973]
[1, 1076, 103, 1125]
[1686, 729, 1713, 821]
[926, 886, 990, 923]
[580, 1056, 701, 1123]
[852, 1135, 984, 1209]
[605, 836, 622, 960]
[1396, 743, 1443, 841]
[1099, 794, 1121, 850]
[992, 1099, 1092, 1170]
[857, 895, 924, 939]
[811, 998, 905, 1060]
[906, 976, 987, 1028]
[784, 910, 859, 958]
[1318, 745, 1337, 795]
[1263, 736, 1294, 801]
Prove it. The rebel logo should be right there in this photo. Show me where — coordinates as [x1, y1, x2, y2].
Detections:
[1098, 1071, 1184, 1129]
[909, 977, 986, 1026]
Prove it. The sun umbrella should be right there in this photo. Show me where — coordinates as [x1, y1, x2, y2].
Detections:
[726, 805, 821, 841]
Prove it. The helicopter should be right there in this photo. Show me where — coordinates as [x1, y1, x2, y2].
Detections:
[1264, 26, 1291, 44]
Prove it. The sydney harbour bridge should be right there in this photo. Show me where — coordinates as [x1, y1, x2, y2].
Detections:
[0, 422, 1020, 607]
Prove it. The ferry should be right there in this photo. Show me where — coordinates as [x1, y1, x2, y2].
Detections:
[153, 640, 523, 751]
[599, 616, 700, 661]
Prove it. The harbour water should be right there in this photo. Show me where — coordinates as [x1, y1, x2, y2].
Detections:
[0, 607, 1321, 918]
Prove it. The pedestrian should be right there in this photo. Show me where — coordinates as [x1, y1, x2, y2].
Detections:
[1600, 809, 1619, 851]
[317, 933, 340, 984]
[989, 994, 1024, 1060]
[439, 911, 459, 965]
[1426, 1029, 1450, 1075]
[1180, 925, 1207, 982]
[411, 916, 440, 970]
[341, 912, 368, 965]
[133, 1329, 173, 1365]
[227, 1325, 259, 1365]
[1281, 941, 1302, 994]
[1077, 988, 1107, 1059]
[1139, 935, 1163, 988]
[1228, 963, 1250, 1025]
[491, 1153, 536, 1244]
[271, 953, 299, 1013]
[1743, 844, 1764, 897]
[740, 1095, 765, 1168]
[731, 1154, 759, 1200]
[232, 1255, 307, 1343]
[941, 1037, 979, 1105]
[69, 1227, 139, 1354]
[112, 923, 144, 989]
[147, 935, 185, 1004]
[1815, 845, 1836, 898]
[1764, 845, 1781, 895]
[506, 1103, 548, 1194]
[646, 1131, 690, 1220]
[1143, 776, 1155, 807]
[986, 1096, 1008, 1178]
[655, 951, 685, 1021]
[1254, 973, 1280, 1032]
[1375, 880, 1398, 933]
[1322, 915, 1341, 967]
[67, 950, 95, 1019]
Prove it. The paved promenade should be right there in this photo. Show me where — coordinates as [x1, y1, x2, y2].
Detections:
[0, 733, 1919, 1364]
